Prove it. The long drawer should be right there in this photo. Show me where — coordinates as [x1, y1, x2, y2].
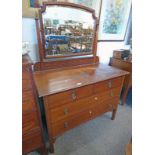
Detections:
[22, 128, 43, 153]
[50, 98, 119, 137]
[48, 87, 121, 123]
[22, 110, 40, 134]
[44, 76, 123, 109]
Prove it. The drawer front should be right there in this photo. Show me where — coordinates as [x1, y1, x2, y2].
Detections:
[22, 91, 36, 113]
[50, 109, 91, 137]
[93, 87, 121, 106]
[22, 71, 32, 91]
[22, 128, 43, 154]
[48, 87, 121, 123]
[94, 76, 123, 93]
[46, 84, 93, 108]
[49, 95, 95, 123]
[22, 110, 40, 134]
[50, 98, 119, 137]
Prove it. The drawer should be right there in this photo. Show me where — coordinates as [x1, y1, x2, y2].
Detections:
[94, 87, 121, 105]
[50, 109, 91, 137]
[22, 71, 32, 91]
[94, 76, 123, 93]
[22, 128, 43, 154]
[49, 95, 95, 123]
[50, 98, 119, 137]
[22, 91, 36, 112]
[48, 87, 121, 123]
[22, 110, 40, 134]
[46, 84, 93, 108]
[92, 98, 119, 117]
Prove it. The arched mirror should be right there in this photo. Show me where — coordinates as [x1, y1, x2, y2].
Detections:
[36, 2, 98, 61]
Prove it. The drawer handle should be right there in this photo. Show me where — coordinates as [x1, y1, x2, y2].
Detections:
[110, 91, 114, 97]
[71, 91, 77, 100]
[89, 110, 92, 115]
[64, 107, 68, 115]
[94, 97, 98, 100]
[108, 81, 112, 88]
[64, 122, 68, 128]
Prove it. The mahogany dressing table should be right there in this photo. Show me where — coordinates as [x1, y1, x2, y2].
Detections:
[33, 2, 129, 153]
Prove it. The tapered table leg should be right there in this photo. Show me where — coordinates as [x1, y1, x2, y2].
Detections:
[111, 109, 116, 120]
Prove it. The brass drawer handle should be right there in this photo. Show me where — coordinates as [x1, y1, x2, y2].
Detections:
[94, 97, 98, 100]
[64, 122, 68, 128]
[110, 91, 114, 97]
[64, 107, 68, 115]
[71, 91, 77, 100]
[108, 81, 112, 88]
[89, 110, 92, 115]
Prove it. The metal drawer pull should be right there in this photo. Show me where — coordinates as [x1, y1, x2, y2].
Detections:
[94, 97, 98, 100]
[64, 122, 68, 128]
[71, 91, 77, 100]
[89, 110, 92, 115]
[110, 91, 114, 97]
[108, 81, 112, 88]
[64, 107, 68, 115]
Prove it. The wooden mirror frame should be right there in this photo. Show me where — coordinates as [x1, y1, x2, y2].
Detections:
[35, 2, 99, 71]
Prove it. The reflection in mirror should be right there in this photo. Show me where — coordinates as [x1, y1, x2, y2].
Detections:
[42, 6, 95, 57]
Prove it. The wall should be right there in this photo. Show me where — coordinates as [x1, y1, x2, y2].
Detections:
[97, 42, 126, 64]
[22, 18, 39, 62]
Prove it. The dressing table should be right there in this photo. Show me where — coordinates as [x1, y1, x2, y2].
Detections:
[33, 2, 129, 153]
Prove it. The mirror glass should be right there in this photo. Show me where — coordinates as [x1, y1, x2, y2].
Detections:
[42, 6, 95, 58]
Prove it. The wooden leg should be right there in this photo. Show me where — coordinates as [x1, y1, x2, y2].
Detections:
[121, 86, 130, 105]
[49, 138, 56, 153]
[38, 146, 48, 155]
[121, 78, 131, 105]
[49, 142, 54, 153]
[111, 109, 117, 120]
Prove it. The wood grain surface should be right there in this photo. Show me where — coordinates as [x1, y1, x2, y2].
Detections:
[33, 63, 129, 97]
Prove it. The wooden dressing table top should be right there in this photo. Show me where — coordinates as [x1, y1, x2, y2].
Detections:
[33, 63, 129, 97]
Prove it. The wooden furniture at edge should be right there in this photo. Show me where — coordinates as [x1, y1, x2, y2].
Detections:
[109, 57, 132, 105]
[22, 54, 47, 155]
[33, 62, 129, 153]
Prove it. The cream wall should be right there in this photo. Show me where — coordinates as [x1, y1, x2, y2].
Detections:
[22, 18, 39, 62]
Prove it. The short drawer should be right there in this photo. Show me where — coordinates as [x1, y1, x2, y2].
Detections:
[48, 87, 121, 123]
[94, 76, 123, 93]
[92, 98, 119, 117]
[22, 71, 32, 91]
[94, 87, 121, 105]
[22, 128, 43, 154]
[46, 84, 93, 108]
[22, 110, 40, 134]
[22, 91, 36, 112]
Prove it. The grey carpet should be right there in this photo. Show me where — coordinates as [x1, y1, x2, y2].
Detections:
[28, 104, 132, 155]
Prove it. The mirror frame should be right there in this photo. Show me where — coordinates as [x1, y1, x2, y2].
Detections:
[36, 2, 99, 62]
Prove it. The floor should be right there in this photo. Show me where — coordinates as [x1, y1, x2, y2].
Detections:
[28, 104, 132, 155]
